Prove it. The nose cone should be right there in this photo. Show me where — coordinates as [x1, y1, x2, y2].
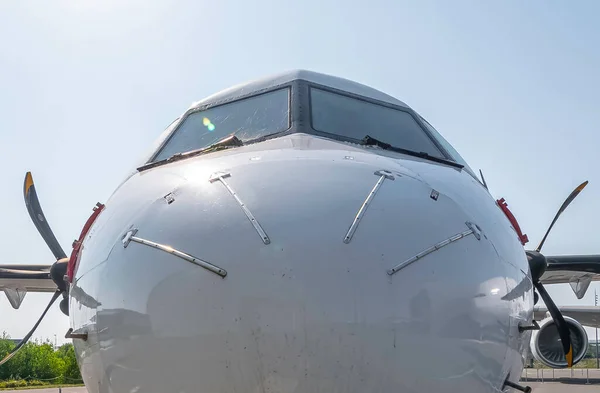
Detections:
[98, 153, 507, 393]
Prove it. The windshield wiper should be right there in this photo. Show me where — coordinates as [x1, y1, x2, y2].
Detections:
[360, 135, 464, 169]
[138, 135, 244, 172]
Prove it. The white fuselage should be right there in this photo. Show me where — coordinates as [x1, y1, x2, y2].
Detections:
[67, 133, 533, 393]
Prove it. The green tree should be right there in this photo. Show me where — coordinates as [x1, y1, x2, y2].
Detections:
[56, 343, 81, 382]
[0, 337, 81, 383]
[0, 338, 16, 380]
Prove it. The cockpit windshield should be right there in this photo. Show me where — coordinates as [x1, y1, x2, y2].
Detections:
[418, 116, 477, 178]
[310, 87, 445, 159]
[151, 88, 290, 162]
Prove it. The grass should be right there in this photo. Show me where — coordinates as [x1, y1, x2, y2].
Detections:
[0, 384, 84, 391]
[0, 380, 84, 391]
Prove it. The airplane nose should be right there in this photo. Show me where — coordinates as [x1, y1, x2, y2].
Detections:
[121, 159, 478, 279]
[98, 157, 505, 393]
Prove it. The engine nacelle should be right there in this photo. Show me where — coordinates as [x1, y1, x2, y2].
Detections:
[530, 316, 588, 368]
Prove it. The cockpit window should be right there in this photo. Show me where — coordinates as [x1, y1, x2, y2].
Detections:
[418, 116, 478, 179]
[309, 87, 446, 159]
[151, 88, 290, 162]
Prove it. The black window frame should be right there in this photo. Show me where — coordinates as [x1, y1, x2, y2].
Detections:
[146, 85, 293, 164]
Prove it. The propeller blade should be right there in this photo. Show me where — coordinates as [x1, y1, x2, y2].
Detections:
[533, 281, 573, 367]
[0, 289, 61, 367]
[535, 180, 588, 253]
[23, 172, 67, 260]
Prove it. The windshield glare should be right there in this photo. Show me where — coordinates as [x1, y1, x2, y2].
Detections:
[310, 87, 445, 158]
[151, 88, 290, 162]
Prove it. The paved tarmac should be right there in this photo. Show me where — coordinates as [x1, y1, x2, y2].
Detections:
[521, 368, 600, 392]
[527, 382, 600, 392]
[521, 367, 600, 383]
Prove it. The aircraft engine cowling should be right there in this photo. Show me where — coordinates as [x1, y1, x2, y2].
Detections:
[530, 316, 588, 368]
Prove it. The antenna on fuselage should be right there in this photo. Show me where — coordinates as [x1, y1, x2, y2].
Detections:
[479, 169, 489, 190]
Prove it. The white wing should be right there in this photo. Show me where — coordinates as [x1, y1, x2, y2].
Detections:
[534, 305, 600, 328]
[0, 265, 55, 309]
[540, 254, 600, 299]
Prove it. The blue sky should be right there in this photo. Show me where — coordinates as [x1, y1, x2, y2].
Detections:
[0, 1, 599, 344]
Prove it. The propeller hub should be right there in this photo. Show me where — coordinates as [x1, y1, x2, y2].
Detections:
[49, 258, 69, 293]
[526, 250, 547, 283]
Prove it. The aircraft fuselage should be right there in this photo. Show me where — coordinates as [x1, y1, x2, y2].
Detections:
[68, 133, 533, 393]
[61, 70, 535, 393]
